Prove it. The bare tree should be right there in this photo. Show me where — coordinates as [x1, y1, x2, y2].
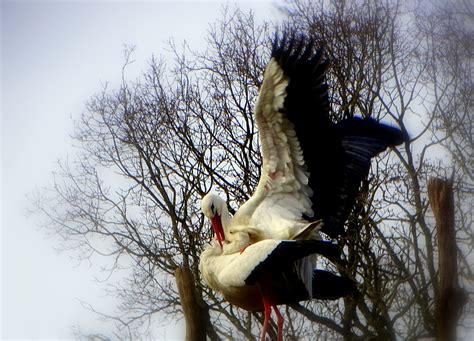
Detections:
[285, 0, 473, 339]
[34, 1, 472, 339]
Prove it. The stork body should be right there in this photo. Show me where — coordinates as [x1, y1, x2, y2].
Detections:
[199, 239, 355, 340]
[199, 32, 407, 340]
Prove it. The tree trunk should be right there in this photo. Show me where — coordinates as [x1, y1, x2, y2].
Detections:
[175, 266, 207, 341]
[427, 178, 467, 341]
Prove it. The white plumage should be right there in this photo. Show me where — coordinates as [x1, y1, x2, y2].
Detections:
[200, 239, 281, 288]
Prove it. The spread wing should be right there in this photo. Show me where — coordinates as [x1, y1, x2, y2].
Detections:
[238, 34, 329, 237]
[241, 32, 406, 238]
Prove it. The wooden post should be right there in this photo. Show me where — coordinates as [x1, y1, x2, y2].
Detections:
[427, 178, 467, 341]
[175, 266, 207, 341]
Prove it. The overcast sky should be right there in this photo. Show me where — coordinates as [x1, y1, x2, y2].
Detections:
[1, 1, 281, 338]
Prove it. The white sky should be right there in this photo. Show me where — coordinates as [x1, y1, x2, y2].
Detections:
[1, 1, 282, 339]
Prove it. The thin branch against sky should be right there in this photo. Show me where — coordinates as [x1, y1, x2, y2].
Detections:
[1, 1, 280, 338]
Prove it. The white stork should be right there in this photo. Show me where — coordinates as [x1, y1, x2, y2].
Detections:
[199, 32, 406, 340]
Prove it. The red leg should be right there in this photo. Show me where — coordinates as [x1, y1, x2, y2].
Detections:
[273, 306, 284, 341]
[260, 294, 272, 341]
[259, 288, 284, 341]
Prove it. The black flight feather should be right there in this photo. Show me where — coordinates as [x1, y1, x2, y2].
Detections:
[312, 269, 359, 300]
[270, 31, 407, 238]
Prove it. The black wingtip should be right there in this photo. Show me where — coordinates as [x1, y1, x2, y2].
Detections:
[317, 116, 408, 240]
[312, 270, 359, 300]
[336, 116, 408, 149]
[271, 30, 322, 67]
[269, 31, 329, 124]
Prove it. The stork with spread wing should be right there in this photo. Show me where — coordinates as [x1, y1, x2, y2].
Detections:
[199, 32, 406, 341]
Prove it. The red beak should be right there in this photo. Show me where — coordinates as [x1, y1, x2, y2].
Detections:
[211, 215, 225, 249]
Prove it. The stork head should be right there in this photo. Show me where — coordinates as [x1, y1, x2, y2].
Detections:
[201, 193, 226, 248]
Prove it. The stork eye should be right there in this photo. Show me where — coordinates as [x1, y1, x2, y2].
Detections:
[210, 203, 215, 215]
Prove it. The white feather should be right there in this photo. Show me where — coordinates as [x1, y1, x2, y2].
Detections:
[296, 254, 318, 298]
[199, 239, 281, 289]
